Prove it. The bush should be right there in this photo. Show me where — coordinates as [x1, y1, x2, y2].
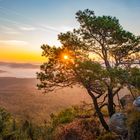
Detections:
[54, 118, 100, 140]
[127, 111, 140, 140]
[0, 107, 48, 140]
[44, 104, 97, 140]
[0, 108, 14, 139]
[49, 104, 93, 129]
[0, 104, 104, 140]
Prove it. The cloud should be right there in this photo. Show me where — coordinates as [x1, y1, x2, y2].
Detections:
[0, 6, 73, 34]
[60, 26, 74, 32]
[0, 69, 7, 73]
[40, 24, 60, 32]
[0, 25, 20, 34]
[0, 8, 59, 33]
[40, 24, 73, 33]
[19, 26, 36, 31]
[0, 62, 40, 69]
[0, 40, 28, 46]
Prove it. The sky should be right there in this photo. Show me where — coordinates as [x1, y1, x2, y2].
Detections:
[0, 0, 140, 77]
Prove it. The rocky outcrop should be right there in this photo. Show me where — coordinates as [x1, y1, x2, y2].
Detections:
[108, 113, 128, 139]
[109, 96, 140, 140]
[133, 96, 140, 111]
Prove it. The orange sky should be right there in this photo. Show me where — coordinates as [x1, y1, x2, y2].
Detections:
[0, 45, 46, 63]
[0, 0, 140, 63]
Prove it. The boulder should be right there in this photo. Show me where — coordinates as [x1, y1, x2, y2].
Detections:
[133, 96, 140, 111]
[120, 95, 134, 109]
[108, 113, 128, 138]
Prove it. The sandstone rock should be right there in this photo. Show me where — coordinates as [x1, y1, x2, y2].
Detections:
[133, 96, 140, 111]
[108, 113, 128, 138]
[120, 95, 134, 109]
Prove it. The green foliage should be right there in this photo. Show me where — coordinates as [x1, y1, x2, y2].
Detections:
[0, 107, 51, 140]
[37, 9, 140, 93]
[50, 104, 93, 126]
[0, 105, 94, 140]
[44, 104, 94, 139]
[50, 108, 76, 125]
[4, 105, 140, 140]
[129, 67, 140, 90]
[43, 108, 77, 140]
[37, 9, 140, 130]
[0, 108, 14, 139]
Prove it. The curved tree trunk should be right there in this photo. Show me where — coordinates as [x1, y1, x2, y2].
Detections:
[87, 88, 109, 131]
[92, 96, 110, 131]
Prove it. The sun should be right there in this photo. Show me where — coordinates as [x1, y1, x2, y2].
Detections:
[63, 55, 69, 60]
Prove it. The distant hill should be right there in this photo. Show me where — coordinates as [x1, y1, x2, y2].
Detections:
[0, 77, 91, 123]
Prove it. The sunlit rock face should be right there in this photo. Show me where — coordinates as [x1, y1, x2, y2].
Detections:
[133, 96, 140, 111]
[108, 113, 128, 138]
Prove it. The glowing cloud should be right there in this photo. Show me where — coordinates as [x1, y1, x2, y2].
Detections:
[0, 62, 39, 69]
[0, 40, 29, 46]
[19, 26, 36, 31]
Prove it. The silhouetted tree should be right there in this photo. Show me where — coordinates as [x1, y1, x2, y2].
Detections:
[37, 9, 140, 131]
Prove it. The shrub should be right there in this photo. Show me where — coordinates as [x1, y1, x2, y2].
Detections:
[45, 104, 96, 140]
[0, 105, 102, 140]
[54, 118, 100, 140]
[127, 111, 140, 140]
[0, 108, 14, 139]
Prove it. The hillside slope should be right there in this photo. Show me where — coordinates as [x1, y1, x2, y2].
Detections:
[0, 77, 91, 123]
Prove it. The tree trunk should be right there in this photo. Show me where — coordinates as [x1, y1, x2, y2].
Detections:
[108, 87, 115, 117]
[86, 88, 109, 131]
[92, 96, 110, 131]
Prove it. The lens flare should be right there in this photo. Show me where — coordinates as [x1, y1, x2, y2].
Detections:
[63, 55, 69, 60]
